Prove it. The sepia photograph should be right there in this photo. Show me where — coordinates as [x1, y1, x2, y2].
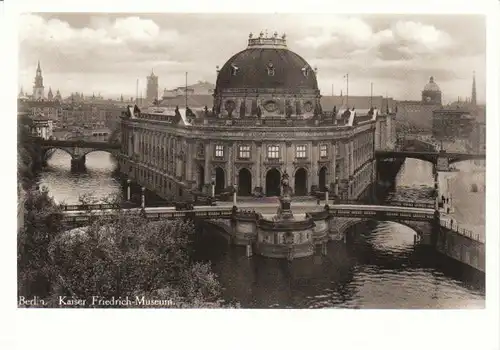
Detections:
[15, 11, 490, 310]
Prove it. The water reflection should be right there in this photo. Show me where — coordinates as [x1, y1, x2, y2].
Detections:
[37, 150, 120, 204]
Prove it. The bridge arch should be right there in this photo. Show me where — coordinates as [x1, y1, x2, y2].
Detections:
[331, 217, 432, 240]
[41, 147, 74, 160]
[80, 149, 117, 157]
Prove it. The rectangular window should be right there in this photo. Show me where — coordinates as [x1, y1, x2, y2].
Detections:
[238, 145, 251, 159]
[215, 145, 224, 158]
[267, 145, 280, 159]
[320, 144, 328, 158]
[296, 145, 307, 159]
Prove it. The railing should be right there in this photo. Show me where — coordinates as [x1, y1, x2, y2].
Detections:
[331, 199, 435, 209]
[190, 116, 352, 127]
[328, 208, 435, 220]
[59, 208, 234, 227]
[59, 203, 138, 211]
[440, 219, 484, 243]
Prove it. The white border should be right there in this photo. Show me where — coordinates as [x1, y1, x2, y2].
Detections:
[1, 1, 499, 350]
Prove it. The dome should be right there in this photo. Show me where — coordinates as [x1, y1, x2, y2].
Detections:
[215, 33, 319, 92]
[423, 76, 440, 92]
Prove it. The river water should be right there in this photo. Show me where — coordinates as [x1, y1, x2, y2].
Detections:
[37, 150, 485, 308]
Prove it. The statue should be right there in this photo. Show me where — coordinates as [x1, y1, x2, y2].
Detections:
[277, 170, 293, 219]
[281, 170, 292, 197]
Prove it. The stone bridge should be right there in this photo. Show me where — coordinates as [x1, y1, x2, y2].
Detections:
[375, 150, 486, 171]
[37, 139, 121, 170]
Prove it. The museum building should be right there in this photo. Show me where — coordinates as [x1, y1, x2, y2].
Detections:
[118, 32, 395, 201]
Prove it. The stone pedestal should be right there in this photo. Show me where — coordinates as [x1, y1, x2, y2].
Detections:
[275, 194, 293, 220]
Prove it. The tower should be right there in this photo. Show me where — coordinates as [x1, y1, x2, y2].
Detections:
[33, 60, 45, 100]
[146, 70, 159, 104]
[471, 71, 477, 106]
[421, 76, 442, 105]
[47, 87, 53, 100]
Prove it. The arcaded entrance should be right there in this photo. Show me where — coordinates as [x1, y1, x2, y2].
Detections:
[319, 166, 327, 191]
[265, 168, 281, 196]
[215, 167, 225, 194]
[238, 168, 252, 196]
[294, 167, 308, 196]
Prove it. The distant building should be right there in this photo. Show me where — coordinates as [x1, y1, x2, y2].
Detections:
[54, 89, 62, 101]
[33, 61, 45, 100]
[47, 87, 53, 100]
[470, 121, 486, 153]
[396, 76, 443, 130]
[320, 95, 396, 114]
[18, 99, 62, 122]
[162, 81, 215, 99]
[432, 107, 476, 140]
[31, 114, 54, 140]
[146, 70, 159, 103]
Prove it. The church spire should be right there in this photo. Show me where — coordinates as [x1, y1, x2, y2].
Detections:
[37, 60, 41, 72]
[471, 70, 477, 106]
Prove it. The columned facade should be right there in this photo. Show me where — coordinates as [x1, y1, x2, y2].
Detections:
[118, 112, 387, 201]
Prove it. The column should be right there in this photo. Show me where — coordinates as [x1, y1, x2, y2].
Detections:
[375, 119, 381, 150]
[147, 132, 151, 165]
[151, 132, 155, 166]
[162, 135, 167, 172]
[344, 142, 349, 179]
[186, 140, 193, 184]
[204, 142, 211, 184]
[330, 142, 337, 187]
[139, 131, 143, 162]
[386, 114, 393, 147]
[311, 141, 318, 189]
[349, 140, 354, 176]
[255, 142, 262, 189]
[176, 139, 183, 178]
[227, 142, 233, 186]
[286, 141, 293, 178]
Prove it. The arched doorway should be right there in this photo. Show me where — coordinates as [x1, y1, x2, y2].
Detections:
[238, 168, 252, 196]
[319, 166, 327, 191]
[294, 168, 308, 196]
[265, 168, 281, 196]
[198, 165, 205, 191]
[215, 167, 225, 194]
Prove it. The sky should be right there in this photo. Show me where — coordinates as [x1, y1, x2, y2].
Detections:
[18, 13, 486, 103]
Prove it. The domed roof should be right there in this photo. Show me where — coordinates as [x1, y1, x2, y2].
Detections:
[215, 33, 319, 92]
[423, 76, 441, 92]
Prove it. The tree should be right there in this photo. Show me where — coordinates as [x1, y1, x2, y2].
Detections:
[18, 187, 63, 300]
[46, 196, 231, 308]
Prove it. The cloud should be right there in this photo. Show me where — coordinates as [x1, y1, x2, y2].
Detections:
[19, 14, 181, 74]
[18, 13, 485, 103]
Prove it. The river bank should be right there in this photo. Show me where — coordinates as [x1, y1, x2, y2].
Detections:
[441, 162, 485, 241]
